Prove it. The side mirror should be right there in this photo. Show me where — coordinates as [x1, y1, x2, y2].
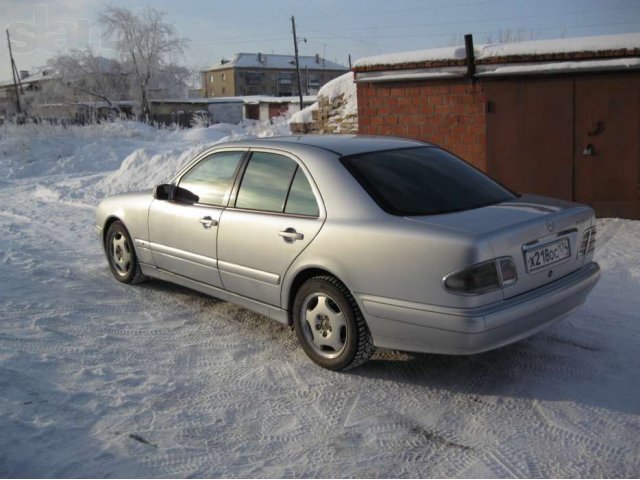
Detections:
[154, 183, 172, 200]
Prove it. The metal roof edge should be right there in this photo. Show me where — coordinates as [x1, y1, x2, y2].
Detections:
[354, 67, 467, 83]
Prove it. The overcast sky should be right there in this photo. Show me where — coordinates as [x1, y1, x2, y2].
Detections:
[1, 0, 639, 82]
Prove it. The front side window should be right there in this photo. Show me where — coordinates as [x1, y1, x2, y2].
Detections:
[178, 151, 244, 206]
[342, 147, 515, 216]
[235, 152, 319, 216]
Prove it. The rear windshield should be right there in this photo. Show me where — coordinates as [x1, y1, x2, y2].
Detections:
[341, 147, 515, 216]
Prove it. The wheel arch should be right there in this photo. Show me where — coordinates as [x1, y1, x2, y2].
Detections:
[285, 266, 352, 327]
[102, 215, 123, 249]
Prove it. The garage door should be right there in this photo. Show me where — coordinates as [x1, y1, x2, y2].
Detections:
[486, 73, 640, 219]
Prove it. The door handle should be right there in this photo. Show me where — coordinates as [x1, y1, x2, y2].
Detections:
[278, 227, 304, 243]
[199, 216, 218, 229]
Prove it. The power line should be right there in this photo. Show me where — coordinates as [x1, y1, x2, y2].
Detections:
[300, 4, 639, 34]
[306, 19, 640, 41]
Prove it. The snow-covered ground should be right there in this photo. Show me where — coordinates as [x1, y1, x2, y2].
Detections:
[0, 120, 639, 477]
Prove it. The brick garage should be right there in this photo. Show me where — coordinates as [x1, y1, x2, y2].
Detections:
[358, 81, 487, 170]
[353, 34, 640, 219]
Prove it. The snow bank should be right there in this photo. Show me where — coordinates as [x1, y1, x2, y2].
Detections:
[318, 71, 357, 117]
[0, 117, 291, 202]
[290, 102, 318, 124]
[290, 72, 357, 125]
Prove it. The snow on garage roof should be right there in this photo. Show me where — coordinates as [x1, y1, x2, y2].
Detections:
[353, 32, 640, 69]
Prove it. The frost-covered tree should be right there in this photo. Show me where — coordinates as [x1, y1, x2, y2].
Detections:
[99, 5, 189, 117]
[37, 50, 130, 112]
[483, 28, 539, 44]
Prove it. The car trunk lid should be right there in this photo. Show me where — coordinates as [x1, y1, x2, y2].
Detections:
[405, 194, 595, 299]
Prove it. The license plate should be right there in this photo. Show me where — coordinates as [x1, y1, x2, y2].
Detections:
[524, 238, 570, 272]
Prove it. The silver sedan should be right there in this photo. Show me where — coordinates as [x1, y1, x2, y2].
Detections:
[96, 135, 600, 370]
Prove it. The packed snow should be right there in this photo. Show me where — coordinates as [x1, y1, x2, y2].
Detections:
[290, 72, 357, 124]
[0, 120, 639, 477]
[354, 32, 640, 68]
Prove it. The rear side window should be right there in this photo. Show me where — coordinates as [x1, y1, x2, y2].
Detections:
[235, 152, 297, 212]
[342, 147, 515, 216]
[178, 151, 244, 206]
[235, 151, 319, 216]
[285, 168, 319, 216]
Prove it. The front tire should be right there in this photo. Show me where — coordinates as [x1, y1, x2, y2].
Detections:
[293, 276, 374, 371]
[105, 220, 146, 284]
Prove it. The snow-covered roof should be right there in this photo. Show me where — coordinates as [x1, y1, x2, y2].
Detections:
[205, 53, 348, 72]
[354, 32, 640, 69]
[151, 95, 317, 105]
[0, 57, 120, 89]
[0, 65, 57, 88]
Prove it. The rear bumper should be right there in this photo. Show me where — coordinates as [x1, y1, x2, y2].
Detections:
[357, 261, 600, 355]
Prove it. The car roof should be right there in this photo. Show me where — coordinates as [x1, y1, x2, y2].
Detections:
[219, 134, 430, 157]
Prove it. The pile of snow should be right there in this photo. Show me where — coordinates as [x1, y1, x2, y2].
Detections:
[0, 117, 291, 203]
[290, 102, 318, 124]
[354, 32, 640, 68]
[290, 71, 357, 124]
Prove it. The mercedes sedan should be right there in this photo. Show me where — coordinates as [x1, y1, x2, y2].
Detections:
[96, 135, 600, 370]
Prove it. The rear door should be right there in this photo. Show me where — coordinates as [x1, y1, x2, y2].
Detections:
[148, 150, 246, 288]
[217, 150, 325, 306]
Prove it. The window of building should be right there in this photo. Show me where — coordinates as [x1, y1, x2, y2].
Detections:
[277, 72, 294, 85]
[308, 73, 321, 87]
[245, 71, 262, 86]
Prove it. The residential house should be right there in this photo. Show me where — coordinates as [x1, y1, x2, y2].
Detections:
[201, 53, 347, 97]
[0, 66, 55, 120]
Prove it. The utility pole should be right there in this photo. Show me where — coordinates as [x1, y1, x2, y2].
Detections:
[290, 16, 304, 110]
[348, 54, 352, 70]
[6, 29, 22, 115]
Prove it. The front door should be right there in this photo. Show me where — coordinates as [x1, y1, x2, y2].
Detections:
[217, 150, 324, 307]
[148, 150, 246, 287]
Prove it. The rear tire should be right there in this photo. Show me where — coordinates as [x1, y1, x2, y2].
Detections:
[105, 220, 146, 284]
[293, 275, 374, 371]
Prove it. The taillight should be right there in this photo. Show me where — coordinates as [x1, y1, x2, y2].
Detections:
[577, 226, 596, 258]
[444, 257, 517, 295]
[498, 257, 517, 286]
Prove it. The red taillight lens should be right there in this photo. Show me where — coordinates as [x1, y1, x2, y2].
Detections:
[578, 227, 596, 258]
[444, 260, 501, 295]
[498, 258, 517, 286]
[444, 257, 517, 295]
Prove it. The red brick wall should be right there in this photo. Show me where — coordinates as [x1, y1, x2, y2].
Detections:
[357, 80, 488, 170]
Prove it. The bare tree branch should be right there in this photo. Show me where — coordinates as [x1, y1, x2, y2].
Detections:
[99, 5, 189, 117]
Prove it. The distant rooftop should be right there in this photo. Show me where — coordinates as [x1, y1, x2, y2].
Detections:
[205, 53, 348, 72]
[0, 65, 57, 88]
